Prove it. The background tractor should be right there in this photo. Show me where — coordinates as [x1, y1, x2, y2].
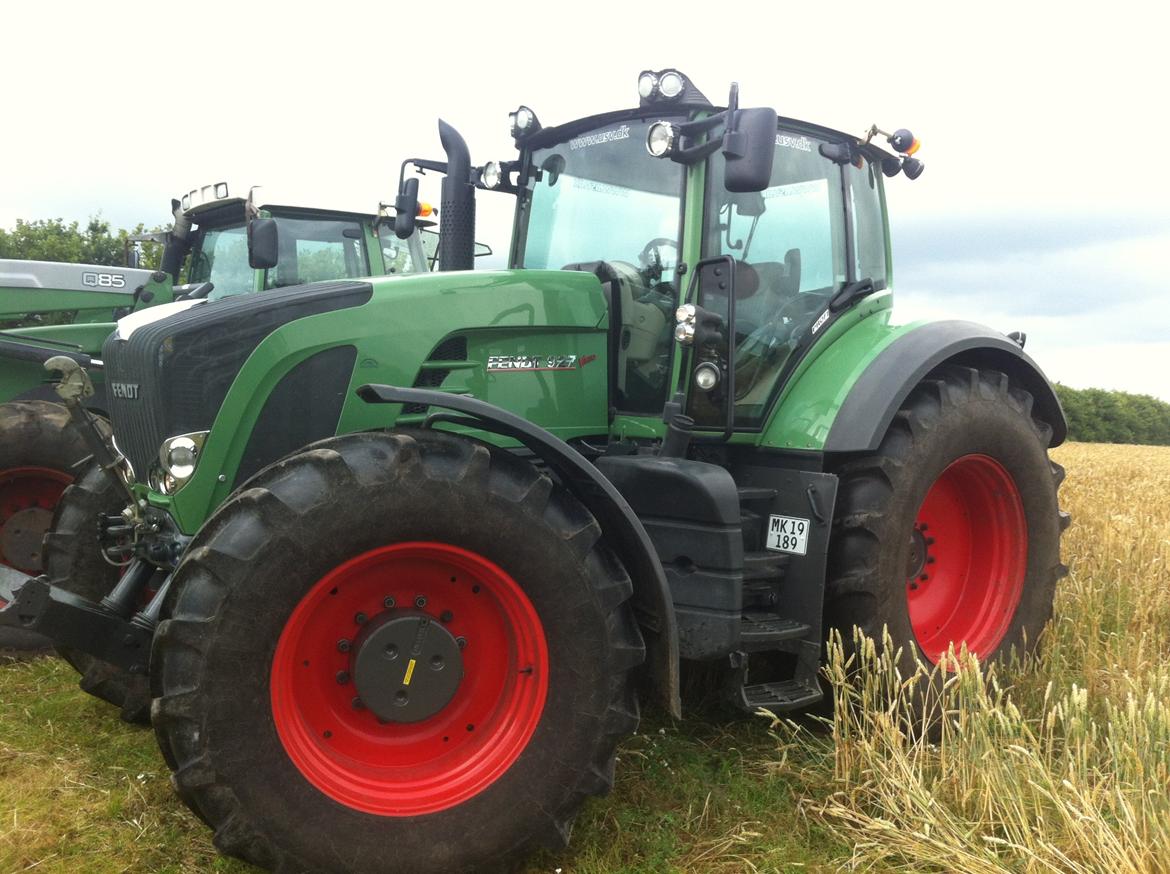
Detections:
[0, 70, 1066, 874]
[0, 184, 445, 603]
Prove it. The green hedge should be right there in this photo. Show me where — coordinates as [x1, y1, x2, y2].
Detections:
[1054, 384, 1170, 446]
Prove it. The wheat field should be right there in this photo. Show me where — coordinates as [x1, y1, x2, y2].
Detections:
[772, 443, 1170, 873]
[1, 442, 1167, 872]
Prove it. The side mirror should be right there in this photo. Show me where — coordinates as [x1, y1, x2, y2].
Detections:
[394, 177, 419, 240]
[723, 107, 777, 193]
[247, 218, 279, 270]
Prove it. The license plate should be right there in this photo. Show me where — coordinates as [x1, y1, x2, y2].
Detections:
[766, 514, 810, 556]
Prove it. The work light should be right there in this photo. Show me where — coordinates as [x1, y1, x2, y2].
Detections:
[509, 106, 539, 139]
[694, 362, 721, 391]
[638, 72, 658, 100]
[646, 121, 678, 158]
[481, 161, 502, 190]
[658, 70, 685, 99]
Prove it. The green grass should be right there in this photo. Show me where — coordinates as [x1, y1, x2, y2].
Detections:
[0, 655, 845, 873]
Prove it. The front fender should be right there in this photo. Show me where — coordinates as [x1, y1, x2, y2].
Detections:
[358, 383, 682, 719]
[824, 320, 1067, 452]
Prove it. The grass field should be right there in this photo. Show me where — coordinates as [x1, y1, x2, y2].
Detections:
[2, 442, 1167, 873]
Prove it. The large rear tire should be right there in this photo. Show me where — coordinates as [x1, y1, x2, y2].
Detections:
[0, 401, 105, 651]
[42, 461, 151, 723]
[826, 365, 1068, 676]
[152, 430, 644, 874]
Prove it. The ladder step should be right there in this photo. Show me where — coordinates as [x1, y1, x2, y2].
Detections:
[743, 550, 788, 581]
[740, 611, 809, 649]
[740, 678, 823, 712]
[737, 486, 777, 503]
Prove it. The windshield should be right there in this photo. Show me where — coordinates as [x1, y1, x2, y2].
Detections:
[520, 118, 685, 270]
[699, 128, 848, 427]
[518, 117, 686, 412]
[189, 224, 253, 299]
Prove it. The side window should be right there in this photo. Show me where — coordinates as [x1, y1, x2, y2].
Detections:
[191, 225, 255, 300]
[264, 216, 369, 289]
[379, 226, 425, 274]
[847, 160, 889, 288]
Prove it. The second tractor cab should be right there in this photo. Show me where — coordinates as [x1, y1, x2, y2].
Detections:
[0, 184, 436, 587]
[0, 70, 1067, 874]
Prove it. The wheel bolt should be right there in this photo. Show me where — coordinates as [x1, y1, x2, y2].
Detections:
[926, 537, 936, 546]
[926, 556, 936, 564]
[456, 636, 467, 650]
[354, 612, 367, 625]
[919, 573, 929, 582]
[351, 697, 364, 710]
[337, 639, 351, 653]
[395, 691, 409, 706]
[909, 582, 919, 590]
[336, 670, 350, 684]
[415, 595, 427, 608]
[383, 596, 396, 609]
[920, 524, 929, 531]
[440, 610, 454, 623]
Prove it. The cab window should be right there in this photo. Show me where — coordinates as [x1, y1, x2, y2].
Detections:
[264, 216, 369, 290]
[189, 225, 254, 300]
[847, 160, 890, 288]
[379, 225, 426, 274]
[700, 129, 847, 427]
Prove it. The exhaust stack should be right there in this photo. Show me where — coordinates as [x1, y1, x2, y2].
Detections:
[438, 120, 475, 272]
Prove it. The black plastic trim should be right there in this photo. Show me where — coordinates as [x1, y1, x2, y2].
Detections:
[824, 320, 1068, 452]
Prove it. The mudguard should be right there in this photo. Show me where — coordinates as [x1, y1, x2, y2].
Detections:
[357, 383, 682, 718]
[824, 319, 1067, 452]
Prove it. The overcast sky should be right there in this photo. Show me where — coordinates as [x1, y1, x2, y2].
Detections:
[4, 1, 1166, 399]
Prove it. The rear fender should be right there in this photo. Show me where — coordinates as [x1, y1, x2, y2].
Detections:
[824, 320, 1067, 452]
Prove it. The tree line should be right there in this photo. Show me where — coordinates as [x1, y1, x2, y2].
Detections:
[3, 217, 1169, 446]
[1054, 384, 1170, 446]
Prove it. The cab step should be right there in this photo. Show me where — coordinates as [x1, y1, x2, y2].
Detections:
[739, 678, 823, 712]
[740, 611, 809, 650]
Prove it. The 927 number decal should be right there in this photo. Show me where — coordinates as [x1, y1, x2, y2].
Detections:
[766, 514, 810, 556]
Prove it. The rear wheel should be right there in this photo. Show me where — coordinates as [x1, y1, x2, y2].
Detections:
[152, 430, 643, 874]
[0, 401, 105, 651]
[826, 365, 1067, 677]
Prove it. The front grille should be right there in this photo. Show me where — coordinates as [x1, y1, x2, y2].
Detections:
[102, 281, 373, 485]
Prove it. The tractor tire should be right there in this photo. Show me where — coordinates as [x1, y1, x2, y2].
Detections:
[826, 365, 1068, 679]
[152, 430, 644, 874]
[43, 461, 151, 723]
[0, 401, 104, 651]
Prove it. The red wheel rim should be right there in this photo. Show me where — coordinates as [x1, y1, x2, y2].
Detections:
[270, 542, 549, 816]
[907, 454, 1027, 664]
[0, 466, 73, 576]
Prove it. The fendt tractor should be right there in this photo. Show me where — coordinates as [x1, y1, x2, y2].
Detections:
[0, 70, 1067, 873]
[0, 184, 444, 587]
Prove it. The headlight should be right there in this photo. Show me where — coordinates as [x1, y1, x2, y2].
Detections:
[694, 362, 721, 391]
[646, 121, 677, 158]
[481, 161, 502, 189]
[157, 431, 208, 490]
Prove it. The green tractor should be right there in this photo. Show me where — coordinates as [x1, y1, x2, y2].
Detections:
[0, 70, 1066, 873]
[0, 184, 441, 586]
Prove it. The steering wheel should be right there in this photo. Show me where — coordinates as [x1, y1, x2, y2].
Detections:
[737, 292, 826, 353]
[637, 237, 678, 282]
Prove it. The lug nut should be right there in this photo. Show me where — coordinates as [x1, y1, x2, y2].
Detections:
[383, 596, 396, 609]
[926, 556, 936, 564]
[354, 612, 368, 625]
[337, 639, 351, 653]
[440, 610, 454, 623]
[351, 697, 364, 710]
[456, 636, 467, 650]
[415, 596, 427, 608]
[909, 582, 919, 591]
[925, 537, 936, 546]
[336, 671, 350, 685]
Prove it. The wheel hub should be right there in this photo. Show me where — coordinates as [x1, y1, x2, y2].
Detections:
[352, 612, 464, 723]
[0, 507, 53, 571]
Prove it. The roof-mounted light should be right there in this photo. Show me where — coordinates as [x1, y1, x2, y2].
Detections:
[658, 70, 685, 99]
[509, 105, 541, 141]
[637, 68, 707, 107]
[638, 72, 658, 100]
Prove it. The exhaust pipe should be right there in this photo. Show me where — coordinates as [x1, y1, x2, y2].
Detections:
[438, 119, 475, 272]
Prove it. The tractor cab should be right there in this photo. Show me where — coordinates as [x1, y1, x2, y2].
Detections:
[458, 71, 919, 442]
[167, 182, 432, 300]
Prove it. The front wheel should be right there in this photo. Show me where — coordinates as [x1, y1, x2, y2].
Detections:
[152, 430, 644, 874]
[826, 365, 1068, 674]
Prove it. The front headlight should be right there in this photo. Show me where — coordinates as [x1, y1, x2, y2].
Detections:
[646, 121, 677, 158]
[156, 431, 208, 492]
